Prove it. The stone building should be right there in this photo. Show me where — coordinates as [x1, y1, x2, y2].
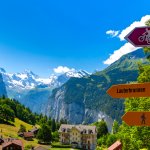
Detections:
[59, 124, 97, 150]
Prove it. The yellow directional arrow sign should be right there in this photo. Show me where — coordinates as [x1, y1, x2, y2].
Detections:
[107, 82, 150, 98]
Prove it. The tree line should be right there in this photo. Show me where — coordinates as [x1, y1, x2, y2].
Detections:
[0, 97, 36, 124]
[0, 95, 68, 144]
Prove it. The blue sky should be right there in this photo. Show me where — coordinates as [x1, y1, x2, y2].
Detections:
[0, 0, 150, 77]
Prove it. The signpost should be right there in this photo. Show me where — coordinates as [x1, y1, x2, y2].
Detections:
[107, 26, 150, 126]
[125, 26, 150, 47]
[107, 82, 150, 98]
[122, 112, 150, 126]
[107, 82, 150, 126]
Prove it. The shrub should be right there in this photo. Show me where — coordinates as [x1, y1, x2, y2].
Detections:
[51, 142, 71, 148]
[24, 145, 34, 150]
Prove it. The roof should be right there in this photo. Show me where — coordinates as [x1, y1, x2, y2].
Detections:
[34, 146, 49, 150]
[2, 139, 23, 149]
[29, 128, 39, 133]
[23, 132, 34, 138]
[0, 138, 4, 141]
[108, 141, 122, 150]
[0, 138, 4, 144]
[59, 124, 97, 134]
[18, 132, 24, 135]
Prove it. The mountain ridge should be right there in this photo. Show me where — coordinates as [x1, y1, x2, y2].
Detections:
[44, 49, 149, 127]
[0, 68, 90, 90]
[0, 68, 90, 113]
[1, 49, 149, 128]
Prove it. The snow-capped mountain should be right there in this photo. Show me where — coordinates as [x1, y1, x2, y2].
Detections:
[0, 68, 90, 91]
[0, 67, 90, 113]
[0, 69, 41, 90]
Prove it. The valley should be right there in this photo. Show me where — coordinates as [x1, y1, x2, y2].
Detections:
[0, 49, 149, 126]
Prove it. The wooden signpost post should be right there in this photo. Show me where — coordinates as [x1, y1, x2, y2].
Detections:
[107, 26, 150, 126]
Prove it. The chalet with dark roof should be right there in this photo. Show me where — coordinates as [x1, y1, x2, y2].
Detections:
[0, 137, 4, 145]
[2, 139, 23, 150]
[29, 127, 39, 135]
[23, 132, 34, 141]
[18, 132, 24, 137]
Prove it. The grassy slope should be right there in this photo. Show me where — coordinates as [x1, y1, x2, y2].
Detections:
[0, 119, 83, 150]
[51, 148, 78, 150]
[0, 118, 40, 147]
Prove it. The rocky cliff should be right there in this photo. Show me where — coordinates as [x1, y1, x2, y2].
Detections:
[44, 49, 149, 130]
[0, 73, 7, 97]
[44, 86, 113, 131]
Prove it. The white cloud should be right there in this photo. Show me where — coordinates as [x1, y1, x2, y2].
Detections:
[53, 66, 75, 74]
[118, 15, 150, 41]
[103, 43, 140, 65]
[106, 30, 119, 37]
[103, 15, 150, 65]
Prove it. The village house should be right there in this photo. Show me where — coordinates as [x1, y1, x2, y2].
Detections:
[2, 139, 24, 150]
[29, 127, 39, 135]
[108, 141, 122, 150]
[23, 132, 34, 141]
[17, 132, 24, 137]
[18, 127, 39, 139]
[0, 137, 4, 145]
[59, 124, 97, 150]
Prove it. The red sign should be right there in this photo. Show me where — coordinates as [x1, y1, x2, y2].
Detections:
[122, 112, 150, 126]
[107, 82, 150, 98]
[125, 26, 150, 47]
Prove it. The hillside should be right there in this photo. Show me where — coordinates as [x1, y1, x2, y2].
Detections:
[0, 118, 80, 150]
[45, 49, 150, 125]
[0, 97, 40, 147]
[0, 97, 59, 149]
[0, 118, 39, 147]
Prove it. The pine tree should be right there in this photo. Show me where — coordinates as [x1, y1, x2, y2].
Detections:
[95, 120, 108, 138]
[37, 124, 52, 143]
[52, 119, 56, 132]
[18, 124, 26, 133]
[112, 120, 119, 134]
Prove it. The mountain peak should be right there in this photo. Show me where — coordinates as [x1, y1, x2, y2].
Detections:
[62, 69, 90, 78]
[0, 67, 90, 90]
[0, 68, 6, 73]
[23, 69, 39, 78]
[24, 69, 34, 74]
[78, 70, 91, 76]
